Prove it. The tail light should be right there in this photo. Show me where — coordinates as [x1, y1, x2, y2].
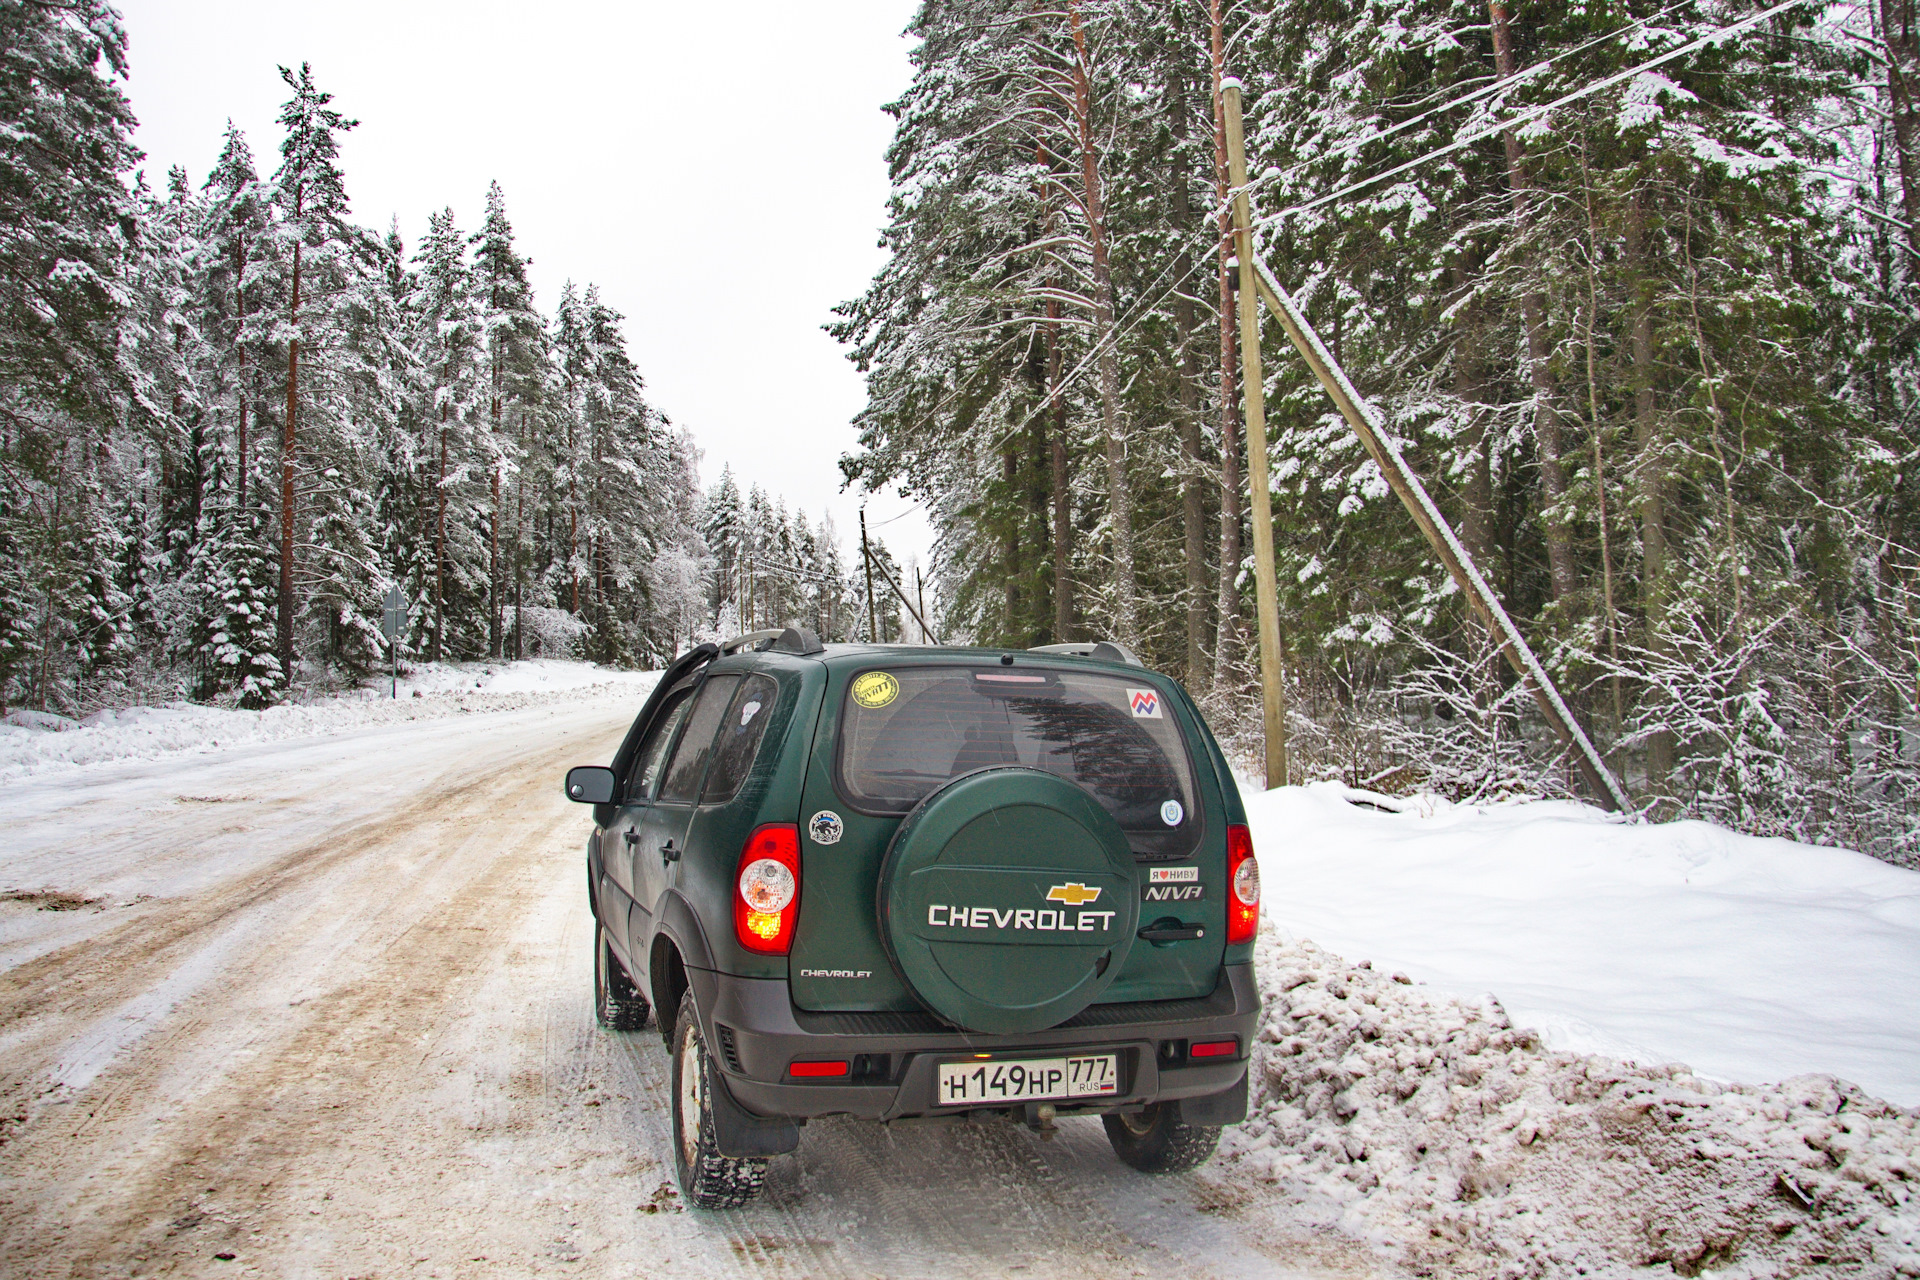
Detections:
[1226, 823, 1259, 945]
[734, 824, 801, 954]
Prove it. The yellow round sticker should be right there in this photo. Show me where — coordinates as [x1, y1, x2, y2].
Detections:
[850, 671, 899, 709]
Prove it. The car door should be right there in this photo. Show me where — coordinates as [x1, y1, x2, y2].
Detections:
[607, 686, 695, 905]
[628, 673, 740, 960]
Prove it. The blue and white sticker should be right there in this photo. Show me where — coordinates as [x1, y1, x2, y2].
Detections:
[808, 810, 844, 845]
[1160, 799, 1184, 827]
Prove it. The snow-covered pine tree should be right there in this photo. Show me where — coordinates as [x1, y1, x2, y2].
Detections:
[470, 182, 546, 659]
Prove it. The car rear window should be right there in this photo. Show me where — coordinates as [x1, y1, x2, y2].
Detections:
[836, 666, 1199, 858]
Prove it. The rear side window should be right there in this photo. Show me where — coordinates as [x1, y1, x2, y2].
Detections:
[702, 674, 781, 803]
[836, 666, 1199, 858]
[658, 674, 741, 803]
[627, 688, 692, 801]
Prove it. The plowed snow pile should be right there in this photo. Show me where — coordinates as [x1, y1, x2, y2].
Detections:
[1211, 932, 1920, 1278]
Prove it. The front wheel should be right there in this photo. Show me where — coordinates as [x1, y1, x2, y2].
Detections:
[1103, 1103, 1221, 1173]
[669, 991, 767, 1208]
[594, 926, 650, 1030]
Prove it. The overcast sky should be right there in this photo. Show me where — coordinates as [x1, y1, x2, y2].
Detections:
[115, 0, 934, 573]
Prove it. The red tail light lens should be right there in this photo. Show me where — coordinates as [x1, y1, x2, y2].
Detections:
[734, 824, 801, 954]
[1226, 823, 1259, 945]
[1191, 1039, 1239, 1059]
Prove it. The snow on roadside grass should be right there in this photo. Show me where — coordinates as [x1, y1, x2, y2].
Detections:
[1213, 932, 1920, 1279]
[1244, 782, 1920, 1106]
[0, 660, 658, 783]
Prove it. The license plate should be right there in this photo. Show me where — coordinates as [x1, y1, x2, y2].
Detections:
[936, 1053, 1119, 1106]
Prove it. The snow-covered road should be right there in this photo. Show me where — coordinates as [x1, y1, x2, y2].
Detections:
[0, 691, 1384, 1279]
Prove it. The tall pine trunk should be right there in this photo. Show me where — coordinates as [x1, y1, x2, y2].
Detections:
[1047, 297, 1074, 641]
[489, 391, 502, 659]
[234, 235, 250, 512]
[1884, 0, 1920, 257]
[1627, 185, 1673, 788]
[1210, 0, 1244, 685]
[1067, 0, 1138, 649]
[278, 240, 300, 681]
[1490, 3, 1577, 603]
[433, 401, 448, 663]
[1170, 60, 1211, 687]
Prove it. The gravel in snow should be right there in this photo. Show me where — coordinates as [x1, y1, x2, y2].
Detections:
[1213, 930, 1920, 1279]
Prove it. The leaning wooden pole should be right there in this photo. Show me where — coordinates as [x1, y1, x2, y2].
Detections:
[1216, 113, 1633, 814]
[1221, 80, 1290, 791]
[1243, 257, 1630, 814]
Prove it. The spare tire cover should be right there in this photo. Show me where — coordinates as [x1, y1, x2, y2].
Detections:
[876, 767, 1139, 1034]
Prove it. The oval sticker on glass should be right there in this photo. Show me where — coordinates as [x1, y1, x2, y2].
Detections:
[1160, 799, 1184, 828]
[850, 671, 899, 709]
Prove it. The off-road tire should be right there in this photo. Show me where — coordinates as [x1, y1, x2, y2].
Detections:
[594, 926, 650, 1031]
[669, 991, 768, 1208]
[1103, 1104, 1221, 1173]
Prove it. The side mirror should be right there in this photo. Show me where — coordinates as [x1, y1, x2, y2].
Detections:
[564, 766, 616, 805]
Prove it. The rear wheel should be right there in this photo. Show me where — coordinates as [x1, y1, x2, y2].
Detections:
[1103, 1104, 1221, 1173]
[594, 925, 650, 1031]
[670, 991, 767, 1208]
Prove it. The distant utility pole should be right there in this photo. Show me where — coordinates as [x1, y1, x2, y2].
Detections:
[915, 567, 930, 645]
[860, 508, 878, 642]
[1222, 79, 1290, 792]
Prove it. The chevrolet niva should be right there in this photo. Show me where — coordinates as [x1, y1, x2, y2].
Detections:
[564, 628, 1261, 1208]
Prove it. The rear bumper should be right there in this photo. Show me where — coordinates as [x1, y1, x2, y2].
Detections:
[683, 963, 1260, 1123]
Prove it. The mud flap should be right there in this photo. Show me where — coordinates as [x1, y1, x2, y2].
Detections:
[1176, 1070, 1247, 1126]
[711, 1072, 801, 1157]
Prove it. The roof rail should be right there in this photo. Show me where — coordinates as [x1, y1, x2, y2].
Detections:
[1027, 640, 1144, 667]
[719, 626, 825, 657]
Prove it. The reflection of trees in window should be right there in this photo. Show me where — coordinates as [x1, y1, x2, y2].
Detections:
[1006, 697, 1176, 825]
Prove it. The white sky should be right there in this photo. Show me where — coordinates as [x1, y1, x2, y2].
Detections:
[115, 0, 935, 577]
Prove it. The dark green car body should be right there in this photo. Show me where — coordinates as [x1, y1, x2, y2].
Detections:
[573, 634, 1261, 1157]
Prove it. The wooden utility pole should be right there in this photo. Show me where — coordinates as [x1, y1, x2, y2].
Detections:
[860, 508, 878, 642]
[1241, 253, 1634, 814]
[1221, 80, 1289, 791]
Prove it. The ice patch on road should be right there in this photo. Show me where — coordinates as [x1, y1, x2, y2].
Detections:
[0, 661, 657, 784]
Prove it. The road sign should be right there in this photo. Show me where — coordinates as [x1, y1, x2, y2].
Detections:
[382, 586, 407, 641]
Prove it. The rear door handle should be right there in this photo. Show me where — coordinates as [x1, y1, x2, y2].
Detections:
[660, 839, 681, 863]
[1137, 922, 1206, 943]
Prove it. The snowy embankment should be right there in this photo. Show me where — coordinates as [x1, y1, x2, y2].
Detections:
[0, 660, 656, 784]
[1227, 782, 1920, 1277]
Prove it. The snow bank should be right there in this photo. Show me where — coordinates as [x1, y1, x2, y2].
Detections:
[1245, 782, 1920, 1106]
[0, 660, 658, 783]
[1214, 934, 1920, 1279]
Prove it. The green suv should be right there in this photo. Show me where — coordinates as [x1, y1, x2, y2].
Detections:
[564, 629, 1262, 1208]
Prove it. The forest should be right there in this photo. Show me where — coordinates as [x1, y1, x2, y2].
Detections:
[8, 0, 1919, 865]
[0, 2, 913, 724]
[832, 0, 1920, 864]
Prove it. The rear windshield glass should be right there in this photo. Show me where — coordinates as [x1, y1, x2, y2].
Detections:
[836, 666, 1199, 858]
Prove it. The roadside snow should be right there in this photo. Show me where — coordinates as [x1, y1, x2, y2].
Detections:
[0, 660, 656, 784]
[1214, 934, 1920, 1279]
[1229, 781, 1920, 1278]
[1245, 781, 1920, 1107]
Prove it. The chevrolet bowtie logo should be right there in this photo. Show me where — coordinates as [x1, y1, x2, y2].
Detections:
[1045, 882, 1102, 906]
